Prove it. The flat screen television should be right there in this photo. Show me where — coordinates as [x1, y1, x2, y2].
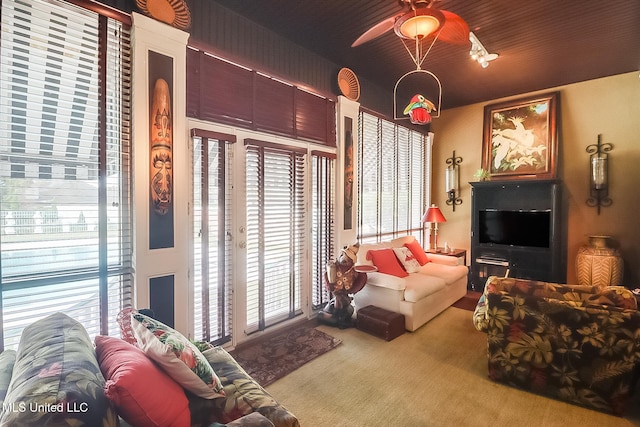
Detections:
[478, 209, 551, 248]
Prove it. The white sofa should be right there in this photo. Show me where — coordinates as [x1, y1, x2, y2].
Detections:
[353, 236, 469, 331]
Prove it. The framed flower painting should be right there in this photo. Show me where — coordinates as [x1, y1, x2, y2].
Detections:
[482, 92, 559, 180]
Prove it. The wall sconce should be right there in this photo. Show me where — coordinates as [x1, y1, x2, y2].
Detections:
[445, 150, 462, 211]
[469, 32, 498, 68]
[586, 134, 613, 214]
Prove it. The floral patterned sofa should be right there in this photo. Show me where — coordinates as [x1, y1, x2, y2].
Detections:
[473, 276, 640, 415]
[0, 312, 299, 427]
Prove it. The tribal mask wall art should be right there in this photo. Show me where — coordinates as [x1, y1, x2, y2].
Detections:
[150, 78, 173, 216]
[148, 50, 174, 250]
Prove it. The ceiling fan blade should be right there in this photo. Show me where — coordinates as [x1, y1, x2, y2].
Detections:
[437, 10, 470, 45]
[351, 14, 400, 47]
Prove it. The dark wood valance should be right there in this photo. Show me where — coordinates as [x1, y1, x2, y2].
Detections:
[187, 48, 336, 147]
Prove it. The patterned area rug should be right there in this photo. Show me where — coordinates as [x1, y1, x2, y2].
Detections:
[452, 291, 482, 311]
[230, 325, 341, 387]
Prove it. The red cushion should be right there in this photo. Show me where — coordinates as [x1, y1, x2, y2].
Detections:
[367, 248, 409, 277]
[94, 335, 190, 427]
[404, 240, 429, 266]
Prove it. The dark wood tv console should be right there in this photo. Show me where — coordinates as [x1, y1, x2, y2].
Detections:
[469, 180, 566, 291]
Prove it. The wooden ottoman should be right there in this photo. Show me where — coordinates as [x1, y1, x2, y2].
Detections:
[356, 305, 405, 341]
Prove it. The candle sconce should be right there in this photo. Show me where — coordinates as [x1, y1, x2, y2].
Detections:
[445, 150, 463, 211]
[586, 134, 613, 214]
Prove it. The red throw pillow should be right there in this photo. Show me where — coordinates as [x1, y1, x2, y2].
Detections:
[404, 239, 429, 266]
[367, 248, 409, 277]
[95, 335, 191, 427]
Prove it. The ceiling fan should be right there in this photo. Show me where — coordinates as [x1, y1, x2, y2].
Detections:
[351, 0, 469, 48]
[351, 1, 469, 123]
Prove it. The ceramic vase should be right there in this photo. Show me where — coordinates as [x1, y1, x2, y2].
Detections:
[576, 235, 624, 287]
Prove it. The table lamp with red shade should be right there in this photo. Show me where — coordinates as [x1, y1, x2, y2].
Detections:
[422, 204, 446, 252]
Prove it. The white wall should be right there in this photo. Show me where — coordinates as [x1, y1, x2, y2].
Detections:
[131, 14, 191, 332]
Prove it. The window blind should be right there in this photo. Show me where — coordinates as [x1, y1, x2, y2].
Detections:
[0, 0, 132, 350]
[245, 140, 305, 333]
[357, 111, 430, 244]
[311, 152, 336, 310]
[186, 48, 336, 146]
[191, 130, 235, 345]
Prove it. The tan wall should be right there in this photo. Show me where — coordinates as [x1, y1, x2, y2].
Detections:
[431, 71, 640, 286]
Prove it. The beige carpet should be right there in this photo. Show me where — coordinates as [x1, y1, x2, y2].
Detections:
[266, 307, 640, 427]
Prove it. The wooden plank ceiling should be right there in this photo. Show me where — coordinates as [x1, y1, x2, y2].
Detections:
[211, 0, 640, 110]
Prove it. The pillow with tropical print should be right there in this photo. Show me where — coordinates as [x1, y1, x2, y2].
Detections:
[131, 312, 225, 399]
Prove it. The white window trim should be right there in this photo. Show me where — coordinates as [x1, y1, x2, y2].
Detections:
[187, 118, 336, 347]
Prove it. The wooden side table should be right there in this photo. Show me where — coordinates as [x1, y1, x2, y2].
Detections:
[433, 248, 467, 266]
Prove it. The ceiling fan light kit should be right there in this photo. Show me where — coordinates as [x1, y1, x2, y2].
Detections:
[351, 1, 469, 48]
[394, 8, 444, 40]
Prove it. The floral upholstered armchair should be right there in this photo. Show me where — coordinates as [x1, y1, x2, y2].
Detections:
[473, 276, 640, 415]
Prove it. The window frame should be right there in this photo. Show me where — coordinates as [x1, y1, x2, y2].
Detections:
[311, 151, 336, 311]
[356, 110, 432, 245]
[244, 139, 306, 334]
[0, 0, 133, 350]
[191, 129, 236, 345]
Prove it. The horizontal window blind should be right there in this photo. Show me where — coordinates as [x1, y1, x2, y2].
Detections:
[357, 111, 430, 244]
[311, 152, 335, 310]
[245, 140, 305, 333]
[254, 73, 295, 135]
[191, 130, 235, 345]
[0, 0, 132, 349]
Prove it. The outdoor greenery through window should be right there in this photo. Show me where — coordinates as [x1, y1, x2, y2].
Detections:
[0, 0, 133, 350]
[357, 111, 431, 245]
